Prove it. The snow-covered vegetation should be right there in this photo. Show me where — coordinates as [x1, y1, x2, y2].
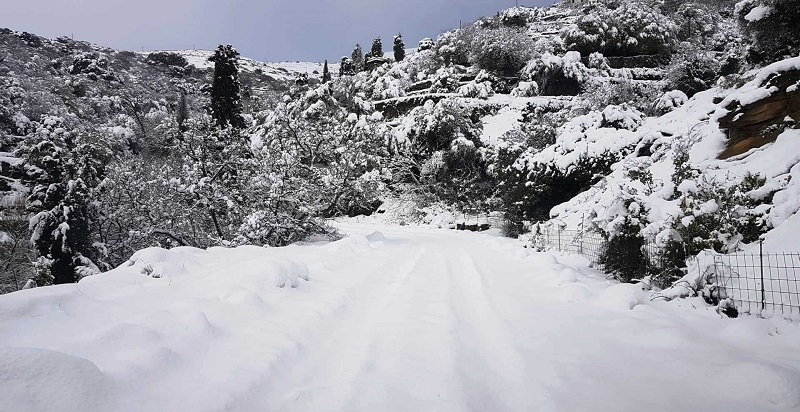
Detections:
[2, 0, 800, 409]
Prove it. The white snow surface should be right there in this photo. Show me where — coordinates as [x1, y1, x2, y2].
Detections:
[548, 58, 800, 254]
[2, 222, 800, 411]
[144, 50, 336, 81]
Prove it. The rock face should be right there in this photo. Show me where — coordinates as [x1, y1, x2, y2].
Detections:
[718, 69, 800, 159]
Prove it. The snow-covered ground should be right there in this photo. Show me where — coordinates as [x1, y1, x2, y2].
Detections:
[142, 49, 336, 81]
[2, 223, 800, 411]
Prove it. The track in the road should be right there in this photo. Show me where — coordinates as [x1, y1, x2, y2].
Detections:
[227, 223, 800, 412]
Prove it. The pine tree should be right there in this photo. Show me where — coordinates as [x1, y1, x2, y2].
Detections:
[393, 34, 406, 62]
[351, 44, 364, 72]
[322, 60, 331, 83]
[208, 45, 244, 129]
[21, 117, 110, 285]
[369, 37, 383, 59]
[176, 88, 189, 133]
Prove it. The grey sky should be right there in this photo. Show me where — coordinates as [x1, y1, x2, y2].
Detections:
[1, 0, 555, 62]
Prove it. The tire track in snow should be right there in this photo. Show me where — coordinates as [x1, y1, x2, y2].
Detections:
[446, 247, 554, 411]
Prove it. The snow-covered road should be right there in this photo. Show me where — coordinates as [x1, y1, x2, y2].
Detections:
[2, 223, 800, 411]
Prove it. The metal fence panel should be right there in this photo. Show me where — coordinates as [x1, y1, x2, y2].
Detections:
[712, 246, 800, 316]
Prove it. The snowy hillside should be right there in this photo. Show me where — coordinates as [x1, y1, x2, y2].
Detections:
[2, 223, 799, 411]
[150, 49, 338, 82]
[2, 0, 800, 410]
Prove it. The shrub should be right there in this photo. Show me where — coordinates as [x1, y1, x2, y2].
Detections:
[522, 52, 588, 96]
[598, 217, 649, 283]
[666, 47, 721, 97]
[436, 26, 534, 77]
[146, 51, 189, 67]
[560, 1, 678, 57]
[581, 79, 663, 115]
[470, 27, 534, 77]
[736, 0, 800, 63]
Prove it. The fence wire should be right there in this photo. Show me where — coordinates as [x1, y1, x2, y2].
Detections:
[533, 226, 800, 316]
[711, 248, 800, 317]
[533, 227, 679, 280]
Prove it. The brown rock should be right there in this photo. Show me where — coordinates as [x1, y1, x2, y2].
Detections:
[717, 69, 800, 160]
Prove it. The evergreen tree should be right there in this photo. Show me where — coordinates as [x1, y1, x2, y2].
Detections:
[351, 44, 364, 72]
[369, 37, 383, 59]
[21, 117, 110, 285]
[208, 45, 245, 129]
[393, 34, 406, 62]
[176, 88, 189, 133]
[322, 60, 331, 83]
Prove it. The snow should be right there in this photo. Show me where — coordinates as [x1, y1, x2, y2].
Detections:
[142, 49, 336, 81]
[546, 56, 800, 256]
[744, 5, 772, 22]
[480, 108, 522, 148]
[2, 222, 800, 411]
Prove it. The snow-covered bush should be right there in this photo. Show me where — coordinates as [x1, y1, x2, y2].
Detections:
[458, 80, 494, 99]
[580, 79, 662, 115]
[146, 52, 188, 68]
[429, 66, 464, 93]
[736, 0, 800, 63]
[436, 25, 534, 77]
[469, 27, 535, 77]
[666, 47, 721, 97]
[560, 1, 678, 57]
[522, 52, 589, 96]
[458, 71, 495, 98]
[653, 90, 689, 115]
[511, 81, 539, 97]
[600, 103, 645, 131]
[587, 52, 611, 71]
[418, 38, 434, 51]
[391, 98, 491, 206]
[70, 52, 113, 81]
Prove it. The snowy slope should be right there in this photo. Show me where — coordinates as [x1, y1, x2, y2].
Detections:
[2, 223, 799, 411]
[151, 49, 337, 81]
[543, 58, 800, 253]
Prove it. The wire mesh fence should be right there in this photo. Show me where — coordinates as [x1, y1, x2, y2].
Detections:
[532, 227, 682, 281]
[710, 245, 800, 317]
[534, 226, 800, 316]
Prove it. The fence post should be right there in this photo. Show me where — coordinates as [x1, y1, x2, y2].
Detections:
[558, 228, 562, 252]
[760, 240, 766, 311]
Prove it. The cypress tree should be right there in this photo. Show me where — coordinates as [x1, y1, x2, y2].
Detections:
[351, 44, 364, 72]
[369, 37, 383, 59]
[322, 60, 331, 83]
[209, 44, 244, 129]
[393, 34, 406, 62]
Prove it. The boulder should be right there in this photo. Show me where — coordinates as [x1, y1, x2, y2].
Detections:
[718, 69, 800, 159]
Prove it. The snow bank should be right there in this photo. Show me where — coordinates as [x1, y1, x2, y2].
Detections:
[0, 233, 388, 411]
[0, 348, 117, 412]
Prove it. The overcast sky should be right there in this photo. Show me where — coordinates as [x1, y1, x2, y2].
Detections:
[2, 0, 555, 62]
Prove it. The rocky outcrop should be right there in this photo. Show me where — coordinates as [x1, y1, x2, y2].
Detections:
[718, 69, 800, 159]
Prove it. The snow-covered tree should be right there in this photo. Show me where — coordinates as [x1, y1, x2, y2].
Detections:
[322, 60, 331, 83]
[393, 34, 406, 62]
[20, 116, 111, 285]
[351, 44, 364, 72]
[209, 45, 245, 129]
[368, 37, 384, 60]
[560, 1, 678, 57]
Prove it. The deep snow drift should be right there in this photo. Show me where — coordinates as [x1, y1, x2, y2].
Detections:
[2, 223, 800, 411]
